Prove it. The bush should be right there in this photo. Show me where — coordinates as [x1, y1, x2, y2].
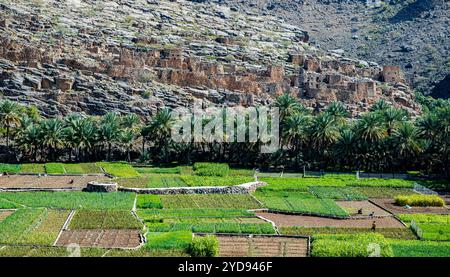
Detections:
[395, 195, 445, 207]
[188, 235, 219, 257]
[193, 163, 229, 177]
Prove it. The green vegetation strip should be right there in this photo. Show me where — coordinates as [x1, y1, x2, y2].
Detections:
[145, 231, 193, 250]
[0, 208, 69, 245]
[280, 227, 417, 240]
[179, 176, 253, 187]
[311, 233, 394, 257]
[0, 192, 135, 210]
[97, 162, 139, 177]
[389, 240, 450, 257]
[193, 163, 229, 177]
[69, 210, 142, 230]
[160, 194, 262, 209]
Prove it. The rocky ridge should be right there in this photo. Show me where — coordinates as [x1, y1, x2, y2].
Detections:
[0, 0, 421, 117]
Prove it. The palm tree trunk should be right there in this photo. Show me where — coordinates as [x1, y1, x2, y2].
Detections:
[6, 126, 9, 148]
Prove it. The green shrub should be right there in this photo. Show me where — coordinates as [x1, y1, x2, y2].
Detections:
[188, 235, 219, 257]
[395, 195, 445, 207]
[312, 233, 394, 257]
[193, 163, 229, 177]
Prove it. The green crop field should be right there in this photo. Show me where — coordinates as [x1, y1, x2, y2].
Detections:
[145, 231, 193, 250]
[117, 175, 186, 188]
[280, 227, 417, 240]
[0, 209, 69, 245]
[309, 186, 368, 200]
[20, 164, 46, 173]
[179, 176, 253, 187]
[135, 166, 182, 174]
[254, 192, 348, 217]
[137, 209, 255, 221]
[0, 192, 135, 210]
[389, 240, 450, 257]
[311, 233, 394, 257]
[97, 162, 139, 177]
[136, 195, 163, 209]
[69, 210, 142, 229]
[160, 194, 262, 209]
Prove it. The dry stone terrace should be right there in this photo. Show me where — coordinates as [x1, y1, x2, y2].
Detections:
[0, 0, 420, 117]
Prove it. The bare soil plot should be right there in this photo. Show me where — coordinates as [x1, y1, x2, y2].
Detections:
[217, 235, 308, 257]
[336, 201, 392, 217]
[256, 212, 405, 228]
[55, 229, 141, 249]
[370, 198, 450, 215]
[0, 175, 106, 189]
[0, 210, 13, 221]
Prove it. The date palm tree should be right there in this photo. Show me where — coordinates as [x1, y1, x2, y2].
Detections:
[0, 100, 21, 148]
[40, 118, 66, 161]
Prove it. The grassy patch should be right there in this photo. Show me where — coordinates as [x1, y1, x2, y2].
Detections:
[280, 227, 417, 240]
[353, 187, 417, 198]
[69, 210, 142, 229]
[0, 209, 69, 245]
[397, 214, 450, 225]
[193, 163, 229, 177]
[97, 162, 139, 177]
[180, 176, 252, 187]
[254, 193, 348, 217]
[160, 194, 262, 209]
[0, 163, 21, 173]
[20, 164, 46, 173]
[136, 195, 163, 209]
[117, 175, 186, 188]
[311, 233, 394, 257]
[309, 186, 367, 200]
[145, 231, 192, 250]
[137, 209, 254, 222]
[390, 240, 450, 257]
[44, 163, 66, 174]
[0, 192, 135, 210]
[347, 179, 414, 188]
[135, 167, 181, 174]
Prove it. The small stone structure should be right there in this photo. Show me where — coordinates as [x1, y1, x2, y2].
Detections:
[86, 181, 118, 192]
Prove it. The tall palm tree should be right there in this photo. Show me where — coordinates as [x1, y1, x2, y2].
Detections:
[354, 112, 387, 143]
[391, 122, 422, 170]
[99, 123, 119, 161]
[148, 108, 175, 162]
[0, 100, 21, 148]
[40, 118, 66, 161]
[333, 129, 357, 169]
[309, 112, 339, 166]
[325, 101, 348, 124]
[120, 130, 135, 162]
[381, 107, 406, 136]
[16, 122, 42, 162]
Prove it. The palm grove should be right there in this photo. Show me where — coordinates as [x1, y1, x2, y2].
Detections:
[0, 94, 449, 178]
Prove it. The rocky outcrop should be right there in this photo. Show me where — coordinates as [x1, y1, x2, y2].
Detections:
[0, 0, 421, 117]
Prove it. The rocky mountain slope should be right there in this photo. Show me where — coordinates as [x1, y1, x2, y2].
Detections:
[210, 0, 449, 98]
[0, 0, 420, 118]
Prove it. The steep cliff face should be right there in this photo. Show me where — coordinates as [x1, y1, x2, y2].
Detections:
[211, 0, 449, 97]
[0, 0, 420, 117]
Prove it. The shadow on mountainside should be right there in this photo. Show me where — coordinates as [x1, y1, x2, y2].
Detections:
[389, 0, 443, 23]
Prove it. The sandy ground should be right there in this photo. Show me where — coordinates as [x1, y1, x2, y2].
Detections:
[256, 212, 405, 228]
[55, 229, 141, 249]
[0, 175, 106, 189]
[217, 235, 308, 257]
[370, 198, 450, 215]
[336, 200, 392, 217]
